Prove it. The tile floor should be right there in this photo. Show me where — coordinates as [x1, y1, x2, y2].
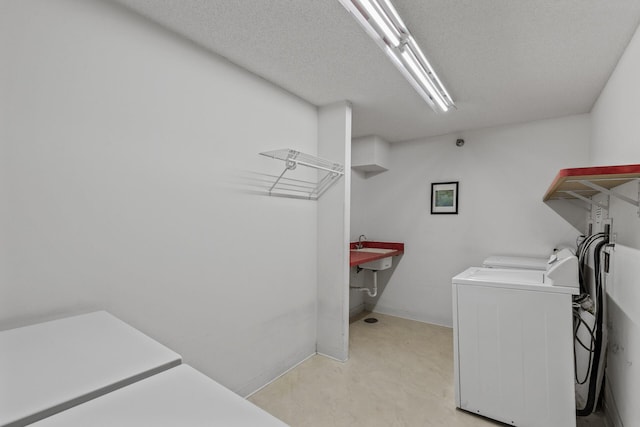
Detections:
[249, 312, 606, 427]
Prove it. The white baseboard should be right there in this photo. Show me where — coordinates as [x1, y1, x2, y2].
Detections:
[316, 351, 348, 363]
[244, 352, 316, 399]
[365, 303, 453, 329]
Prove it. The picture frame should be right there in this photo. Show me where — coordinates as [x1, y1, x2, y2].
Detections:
[430, 181, 459, 214]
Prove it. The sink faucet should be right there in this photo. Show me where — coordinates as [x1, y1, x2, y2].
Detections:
[357, 234, 367, 249]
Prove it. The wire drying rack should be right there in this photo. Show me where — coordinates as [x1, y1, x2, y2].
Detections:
[258, 149, 345, 200]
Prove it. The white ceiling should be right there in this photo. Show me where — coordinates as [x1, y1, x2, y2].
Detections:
[114, 0, 640, 143]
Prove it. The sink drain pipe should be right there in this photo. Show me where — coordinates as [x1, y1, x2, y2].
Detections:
[350, 270, 378, 298]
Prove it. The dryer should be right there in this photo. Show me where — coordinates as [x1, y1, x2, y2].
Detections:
[452, 256, 579, 427]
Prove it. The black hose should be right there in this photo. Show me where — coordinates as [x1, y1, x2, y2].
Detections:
[576, 237, 608, 416]
[576, 233, 605, 294]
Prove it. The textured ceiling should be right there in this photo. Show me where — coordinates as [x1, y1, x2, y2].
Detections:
[114, 0, 640, 143]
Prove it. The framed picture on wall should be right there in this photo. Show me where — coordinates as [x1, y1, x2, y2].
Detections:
[431, 181, 459, 214]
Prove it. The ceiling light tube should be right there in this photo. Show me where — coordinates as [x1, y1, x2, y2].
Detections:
[339, 0, 398, 48]
[399, 48, 449, 112]
[376, 0, 407, 33]
[406, 37, 454, 106]
[385, 47, 437, 109]
[351, 0, 402, 47]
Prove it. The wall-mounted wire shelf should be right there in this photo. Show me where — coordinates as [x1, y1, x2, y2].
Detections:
[258, 149, 344, 200]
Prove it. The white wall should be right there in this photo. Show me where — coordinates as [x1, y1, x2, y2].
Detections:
[591, 22, 640, 427]
[349, 171, 368, 315]
[0, 0, 318, 396]
[591, 28, 640, 166]
[351, 115, 589, 326]
[0, 64, 7, 294]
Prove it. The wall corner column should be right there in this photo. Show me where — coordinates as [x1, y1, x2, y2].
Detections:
[316, 102, 352, 361]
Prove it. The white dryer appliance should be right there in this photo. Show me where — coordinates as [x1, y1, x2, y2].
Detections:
[452, 256, 579, 427]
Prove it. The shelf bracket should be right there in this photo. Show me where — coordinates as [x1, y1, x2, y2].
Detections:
[577, 179, 640, 210]
[561, 191, 609, 211]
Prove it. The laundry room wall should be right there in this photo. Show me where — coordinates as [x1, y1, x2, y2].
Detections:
[590, 21, 640, 427]
[351, 114, 589, 326]
[349, 170, 368, 315]
[0, 121, 6, 294]
[0, 0, 319, 396]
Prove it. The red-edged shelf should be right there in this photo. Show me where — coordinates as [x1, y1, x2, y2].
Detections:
[543, 164, 640, 205]
[349, 241, 404, 267]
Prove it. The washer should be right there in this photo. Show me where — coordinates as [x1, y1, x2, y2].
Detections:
[482, 254, 548, 270]
[452, 257, 579, 427]
[31, 364, 288, 427]
[482, 247, 575, 270]
[0, 312, 181, 427]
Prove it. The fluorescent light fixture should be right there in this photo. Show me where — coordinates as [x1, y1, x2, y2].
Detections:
[400, 47, 449, 111]
[339, 0, 455, 113]
[355, 0, 402, 47]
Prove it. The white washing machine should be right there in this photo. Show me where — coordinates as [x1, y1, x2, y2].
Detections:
[452, 256, 579, 427]
[31, 364, 289, 427]
[1, 312, 289, 427]
[482, 247, 575, 270]
[0, 311, 181, 427]
[481, 255, 549, 270]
